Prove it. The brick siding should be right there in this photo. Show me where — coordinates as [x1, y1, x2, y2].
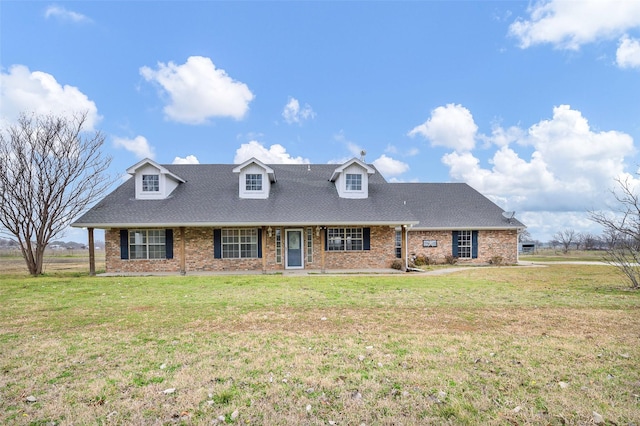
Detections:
[105, 226, 518, 273]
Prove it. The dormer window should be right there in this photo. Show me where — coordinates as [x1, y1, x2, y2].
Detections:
[246, 174, 263, 191]
[330, 158, 375, 199]
[127, 158, 185, 200]
[142, 174, 160, 192]
[345, 173, 362, 191]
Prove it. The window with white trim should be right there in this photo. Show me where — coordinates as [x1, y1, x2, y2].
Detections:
[142, 174, 159, 192]
[245, 174, 263, 191]
[327, 227, 363, 251]
[306, 228, 313, 263]
[275, 228, 282, 264]
[222, 229, 258, 258]
[458, 230, 472, 259]
[129, 229, 166, 259]
[395, 230, 402, 258]
[345, 173, 362, 191]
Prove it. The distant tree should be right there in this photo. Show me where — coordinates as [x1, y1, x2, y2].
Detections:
[553, 229, 576, 254]
[0, 112, 112, 276]
[589, 176, 640, 289]
[518, 229, 532, 242]
[580, 233, 599, 250]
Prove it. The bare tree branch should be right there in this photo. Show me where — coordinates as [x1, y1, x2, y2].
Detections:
[589, 176, 640, 289]
[0, 112, 113, 275]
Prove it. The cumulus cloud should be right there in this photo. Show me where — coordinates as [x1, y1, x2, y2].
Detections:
[282, 97, 315, 124]
[140, 56, 254, 124]
[617, 36, 640, 69]
[234, 141, 310, 164]
[372, 154, 409, 177]
[509, 0, 640, 50]
[441, 105, 634, 214]
[113, 136, 155, 160]
[429, 104, 637, 241]
[0, 65, 100, 129]
[44, 5, 92, 23]
[408, 103, 478, 152]
[172, 155, 200, 164]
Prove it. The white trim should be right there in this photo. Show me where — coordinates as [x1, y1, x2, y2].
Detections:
[72, 221, 420, 229]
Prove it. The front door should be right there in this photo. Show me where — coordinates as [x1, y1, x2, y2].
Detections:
[285, 229, 304, 269]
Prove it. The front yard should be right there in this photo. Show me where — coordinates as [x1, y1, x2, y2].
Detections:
[0, 265, 638, 425]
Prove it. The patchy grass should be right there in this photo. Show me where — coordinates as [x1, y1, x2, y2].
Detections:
[0, 265, 638, 425]
[0, 251, 106, 276]
[521, 249, 606, 262]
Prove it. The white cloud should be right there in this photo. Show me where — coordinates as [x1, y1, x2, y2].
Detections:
[441, 105, 635, 215]
[0, 64, 100, 130]
[282, 97, 315, 124]
[372, 154, 409, 177]
[509, 0, 640, 50]
[113, 135, 155, 160]
[140, 56, 254, 124]
[616, 36, 640, 69]
[172, 155, 200, 164]
[234, 141, 310, 164]
[44, 5, 92, 23]
[408, 103, 478, 152]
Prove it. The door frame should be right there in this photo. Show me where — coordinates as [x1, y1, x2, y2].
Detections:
[285, 228, 304, 269]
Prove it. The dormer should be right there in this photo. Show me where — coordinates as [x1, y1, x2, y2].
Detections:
[329, 158, 376, 199]
[232, 158, 277, 199]
[126, 158, 185, 200]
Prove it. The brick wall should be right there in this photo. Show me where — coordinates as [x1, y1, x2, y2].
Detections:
[105, 226, 518, 273]
[406, 229, 518, 265]
[106, 225, 400, 273]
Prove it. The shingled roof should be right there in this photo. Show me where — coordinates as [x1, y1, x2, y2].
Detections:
[72, 162, 524, 230]
[392, 183, 524, 230]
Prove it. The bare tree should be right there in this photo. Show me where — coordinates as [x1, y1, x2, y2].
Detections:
[589, 176, 640, 289]
[518, 229, 532, 242]
[553, 229, 576, 254]
[0, 112, 112, 275]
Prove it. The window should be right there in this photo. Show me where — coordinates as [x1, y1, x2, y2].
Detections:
[275, 228, 282, 264]
[458, 230, 472, 259]
[395, 230, 402, 258]
[246, 174, 262, 191]
[345, 173, 362, 191]
[306, 228, 313, 263]
[222, 229, 258, 258]
[142, 174, 159, 192]
[327, 227, 363, 251]
[129, 229, 166, 260]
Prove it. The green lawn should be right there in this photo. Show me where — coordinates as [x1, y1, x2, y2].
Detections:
[1, 265, 638, 425]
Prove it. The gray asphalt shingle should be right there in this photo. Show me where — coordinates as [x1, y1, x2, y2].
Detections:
[72, 163, 524, 230]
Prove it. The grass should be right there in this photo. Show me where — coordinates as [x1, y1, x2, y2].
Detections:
[0, 264, 639, 425]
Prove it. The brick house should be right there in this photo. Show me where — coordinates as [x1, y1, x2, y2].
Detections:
[72, 157, 525, 274]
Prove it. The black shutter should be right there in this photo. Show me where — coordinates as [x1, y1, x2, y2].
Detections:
[472, 230, 478, 259]
[165, 229, 174, 259]
[363, 227, 371, 250]
[324, 227, 328, 251]
[452, 231, 459, 257]
[120, 230, 129, 260]
[257, 228, 262, 258]
[214, 229, 222, 259]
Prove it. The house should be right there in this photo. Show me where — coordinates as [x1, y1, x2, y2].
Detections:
[72, 157, 525, 274]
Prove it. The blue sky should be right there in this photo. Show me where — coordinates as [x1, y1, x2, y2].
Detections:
[2, 1, 640, 243]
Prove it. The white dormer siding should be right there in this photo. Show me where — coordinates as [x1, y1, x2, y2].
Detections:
[233, 158, 276, 199]
[330, 158, 375, 199]
[127, 159, 185, 200]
